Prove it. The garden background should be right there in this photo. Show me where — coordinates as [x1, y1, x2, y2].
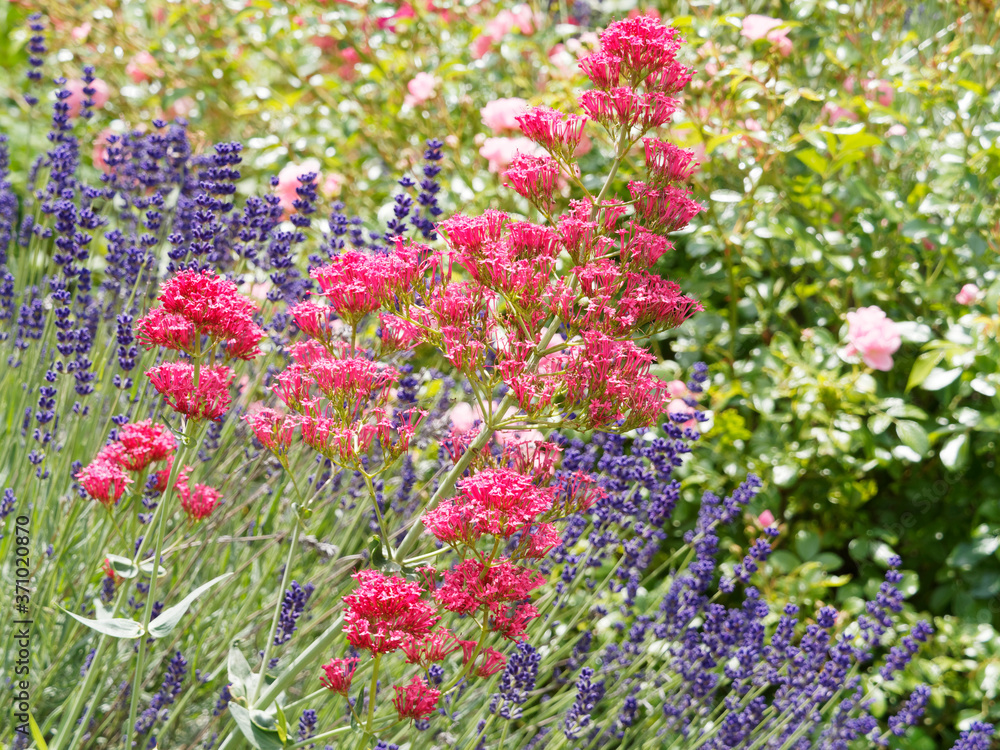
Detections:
[1, 0, 999, 748]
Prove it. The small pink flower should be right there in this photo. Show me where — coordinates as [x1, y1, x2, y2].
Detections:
[404, 72, 440, 107]
[321, 172, 344, 198]
[71, 23, 92, 41]
[392, 675, 441, 721]
[758, 509, 775, 527]
[741, 15, 792, 56]
[479, 137, 545, 174]
[866, 79, 894, 107]
[319, 657, 358, 695]
[956, 283, 981, 306]
[164, 96, 195, 121]
[822, 102, 858, 123]
[125, 51, 164, 84]
[844, 306, 901, 371]
[886, 124, 907, 137]
[448, 402, 481, 432]
[481, 98, 529, 133]
[470, 34, 495, 59]
[92, 128, 115, 173]
[65, 78, 110, 118]
[275, 159, 322, 215]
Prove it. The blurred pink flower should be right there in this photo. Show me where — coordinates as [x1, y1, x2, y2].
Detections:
[886, 124, 907, 136]
[741, 15, 792, 56]
[956, 283, 981, 306]
[479, 137, 545, 174]
[866, 79, 894, 107]
[65, 78, 110, 118]
[71, 23, 92, 41]
[844, 306, 901, 371]
[125, 51, 163, 84]
[470, 34, 495, 60]
[448, 402, 481, 432]
[822, 102, 858, 123]
[165, 96, 195, 121]
[470, 3, 538, 58]
[404, 72, 440, 107]
[758, 509, 775, 527]
[377, 2, 415, 30]
[92, 128, 115, 173]
[481, 98, 529, 133]
[275, 158, 322, 215]
[321, 172, 344, 199]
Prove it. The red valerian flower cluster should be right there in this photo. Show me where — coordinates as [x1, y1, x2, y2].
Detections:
[75, 420, 221, 521]
[136, 269, 265, 421]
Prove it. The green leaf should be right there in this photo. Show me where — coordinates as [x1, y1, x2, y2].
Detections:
[138, 559, 168, 577]
[896, 420, 929, 456]
[794, 530, 821, 561]
[868, 413, 892, 435]
[795, 148, 828, 174]
[104, 553, 139, 579]
[147, 572, 234, 639]
[228, 642, 253, 698]
[920, 367, 962, 391]
[29, 713, 49, 750]
[939, 433, 970, 471]
[710, 189, 743, 203]
[229, 702, 286, 750]
[61, 608, 144, 638]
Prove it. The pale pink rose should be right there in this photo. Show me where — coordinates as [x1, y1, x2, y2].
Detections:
[65, 78, 110, 118]
[479, 137, 545, 174]
[248, 281, 273, 303]
[740, 14, 785, 41]
[508, 3, 536, 34]
[956, 284, 981, 306]
[547, 44, 576, 78]
[844, 306, 901, 371]
[741, 15, 792, 55]
[758, 509, 775, 527]
[866, 79, 893, 107]
[481, 98, 529, 133]
[470, 34, 495, 59]
[449, 402, 482, 432]
[71, 23, 92, 41]
[822, 102, 858, 123]
[667, 380, 690, 399]
[275, 158, 322, 215]
[404, 72, 440, 107]
[886, 124, 907, 137]
[164, 96, 195, 121]
[495, 428, 544, 447]
[321, 172, 344, 199]
[125, 51, 163, 84]
[92, 128, 116, 173]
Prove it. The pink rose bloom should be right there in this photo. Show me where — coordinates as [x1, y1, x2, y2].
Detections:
[956, 284, 980, 306]
[92, 128, 116, 173]
[886, 124, 907, 137]
[822, 102, 858, 123]
[65, 78, 110, 118]
[404, 72, 440, 107]
[71, 23, 92, 41]
[126, 51, 164, 84]
[866, 79, 893, 107]
[741, 15, 792, 56]
[321, 172, 344, 199]
[479, 137, 545, 174]
[758, 509, 775, 527]
[448, 402, 481, 433]
[275, 158, 322, 215]
[470, 34, 495, 59]
[844, 306, 901, 371]
[480, 98, 529, 133]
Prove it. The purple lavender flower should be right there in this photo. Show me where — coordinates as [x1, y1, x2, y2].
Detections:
[273, 581, 315, 646]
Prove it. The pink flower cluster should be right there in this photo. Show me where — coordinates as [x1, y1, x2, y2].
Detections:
[471, 4, 538, 59]
[137, 270, 265, 421]
[741, 15, 793, 57]
[844, 306, 902, 371]
[75, 420, 220, 521]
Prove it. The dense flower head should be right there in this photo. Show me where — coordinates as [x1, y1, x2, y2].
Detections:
[136, 269, 265, 360]
[436, 558, 544, 622]
[76, 457, 132, 505]
[516, 106, 589, 157]
[643, 138, 700, 185]
[401, 628, 461, 668]
[392, 675, 441, 721]
[146, 363, 234, 421]
[178, 480, 221, 521]
[319, 657, 358, 695]
[504, 155, 562, 213]
[114, 420, 176, 472]
[598, 15, 683, 82]
[423, 468, 554, 544]
[844, 306, 901, 371]
[310, 246, 420, 326]
[342, 569, 439, 655]
[242, 408, 295, 457]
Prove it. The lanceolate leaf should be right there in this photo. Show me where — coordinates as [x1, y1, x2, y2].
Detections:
[147, 572, 234, 639]
[60, 608, 144, 639]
